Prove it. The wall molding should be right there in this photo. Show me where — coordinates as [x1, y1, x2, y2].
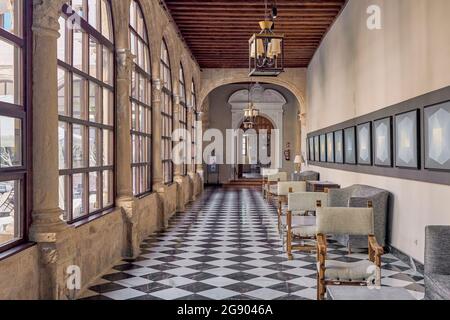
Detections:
[307, 86, 450, 187]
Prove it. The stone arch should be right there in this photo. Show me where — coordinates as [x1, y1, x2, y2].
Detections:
[199, 69, 306, 115]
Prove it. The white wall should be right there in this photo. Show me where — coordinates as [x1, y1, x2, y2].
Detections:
[306, 0, 450, 263]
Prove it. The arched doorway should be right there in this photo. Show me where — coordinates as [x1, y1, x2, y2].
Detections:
[238, 115, 275, 179]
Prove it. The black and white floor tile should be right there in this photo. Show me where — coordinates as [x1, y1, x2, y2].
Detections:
[81, 187, 425, 301]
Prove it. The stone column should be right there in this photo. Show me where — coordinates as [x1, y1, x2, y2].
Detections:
[152, 80, 163, 188]
[187, 108, 195, 201]
[115, 48, 140, 259]
[115, 49, 134, 201]
[29, 0, 74, 300]
[152, 79, 165, 230]
[173, 94, 186, 212]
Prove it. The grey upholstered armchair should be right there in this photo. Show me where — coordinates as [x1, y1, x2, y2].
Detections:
[425, 226, 450, 300]
[328, 185, 390, 251]
[291, 171, 320, 182]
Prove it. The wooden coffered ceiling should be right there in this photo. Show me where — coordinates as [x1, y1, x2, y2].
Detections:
[162, 0, 347, 69]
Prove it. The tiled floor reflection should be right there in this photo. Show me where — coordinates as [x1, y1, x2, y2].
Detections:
[81, 187, 425, 300]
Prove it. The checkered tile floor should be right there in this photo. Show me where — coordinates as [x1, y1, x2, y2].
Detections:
[81, 187, 425, 300]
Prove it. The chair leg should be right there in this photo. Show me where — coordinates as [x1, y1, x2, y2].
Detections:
[286, 211, 293, 260]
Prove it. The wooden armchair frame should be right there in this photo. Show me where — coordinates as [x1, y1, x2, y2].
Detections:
[316, 201, 384, 300]
[285, 199, 324, 260]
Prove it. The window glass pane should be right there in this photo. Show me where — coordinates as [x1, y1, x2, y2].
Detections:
[0, 180, 21, 246]
[57, 68, 67, 115]
[0, 116, 21, 168]
[88, 0, 98, 30]
[73, 75, 85, 119]
[72, 173, 85, 219]
[102, 46, 112, 84]
[0, 38, 21, 105]
[57, 17, 66, 62]
[0, 0, 21, 36]
[89, 81, 101, 122]
[89, 127, 100, 167]
[103, 129, 112, 166]
[73, 124, 85, 168]
[73, 28, 84, 71]
[89, 37, 98, 78]
[100, 0, 112, 42]
[59, 175, 67, 217]
[89, 171, 99, 213]
[103, 170, 112, 206]
[59, 122, 69, 169]
[102, 88, 113, 125]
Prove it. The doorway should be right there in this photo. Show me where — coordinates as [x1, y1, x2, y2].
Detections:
[237, 115, 274, 179]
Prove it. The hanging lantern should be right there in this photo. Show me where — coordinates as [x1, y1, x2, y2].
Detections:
[249, 16, 284, 76]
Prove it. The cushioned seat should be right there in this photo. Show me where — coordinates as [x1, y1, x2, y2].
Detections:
[425, 274, 450, 300]
[292, 225, 316, 237]
[318, 260, 376, 282]
[425, 226, 450, 300]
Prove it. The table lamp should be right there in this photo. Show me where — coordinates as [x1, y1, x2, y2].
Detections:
[294, 155, 305, 173]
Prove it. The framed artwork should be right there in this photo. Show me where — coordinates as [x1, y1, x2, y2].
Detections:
[374, 117, 392, 167]
[320, 134, 326, 162]
[308, 137, 314, 161]
[395, 110, 419, 169]
[334, 130, 344, 164]
[424, 101, 450, 170]
[344, 127, 356, 164]
[357, 122, 372, 165]
[327, 132, 334, 163]
[314, 136, 320, 161]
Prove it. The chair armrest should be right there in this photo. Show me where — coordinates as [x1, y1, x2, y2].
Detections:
[368, 235, 384, 267]
[317, 233, 327, 263]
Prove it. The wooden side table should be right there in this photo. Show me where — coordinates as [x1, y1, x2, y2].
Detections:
[307, 181, 341, 193]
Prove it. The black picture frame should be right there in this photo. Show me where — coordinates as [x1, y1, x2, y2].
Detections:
[424, 101, 450, 171]
[327, 132, 334, 163]
[320, 134, 326, 162]
[314, 136, 320, 161]
[373, 117, 393, 167]
[308, 137, 314, 161]
[357, 122, 372, 166]
[395, 110, 420, 169]
[334, 130, 344, 164]
[344, 127, 356, 165]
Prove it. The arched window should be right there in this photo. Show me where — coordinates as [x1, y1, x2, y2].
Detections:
[178, 64, 187, 176]
[57, 0, 115, 222]
[191, 80, 197, 173]
[160, 39, 173, 184]
[130, 0, 152, 196]
[0, 0, 29, 252]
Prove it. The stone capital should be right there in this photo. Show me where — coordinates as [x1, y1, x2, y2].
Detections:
[116, 49, 135, 81]
[32, 0, 66, 37]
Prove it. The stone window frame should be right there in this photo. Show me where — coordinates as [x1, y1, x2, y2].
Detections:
[57, 0, 115, 223]
[179, 63, 188, 176]
[129, 0, 152, 197]
[160, 39, 173, 185]
[0, 0, 31, 254]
